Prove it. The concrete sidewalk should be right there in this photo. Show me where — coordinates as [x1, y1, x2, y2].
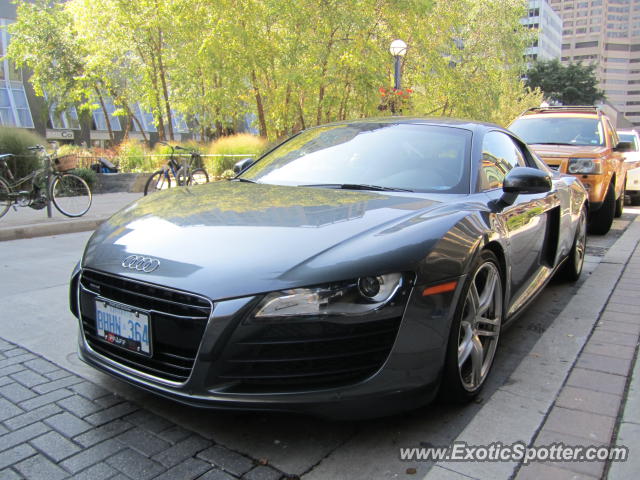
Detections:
[426, 217, 640, 479]
[0, 192, 143, 242]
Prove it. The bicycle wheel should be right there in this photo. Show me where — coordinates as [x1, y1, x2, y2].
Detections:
[0, 177, 11, 219]
[188, 168, 209, 186]
[144, 170, 171, 195]
[50, 173, 92, 217]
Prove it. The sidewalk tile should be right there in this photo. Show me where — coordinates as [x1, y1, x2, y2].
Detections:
[555, 386, 622, 418]
[576, 353, 632, 377]
[57, 395, 104, 418]
[70, 462, 117, 480]
[73, 419, 133, 448]
[85, 402, 138, 427]
[583, 342, 636, 360]
[197, 445, 254, 476]
[44, 412, 92, 437]
[153, 457, 211, 480]
[15, 453, 69, 480]
[543, 407, 614, 443]
[517, 462, 597, 479]
[60, 438, 124, 473]
[0, 444, 36, 470]
[198, 468, 237, 480]
[596, 319, 640, 335]
[106, 448, 165, 480]
[10, 369, 48, 388]
[19, 389, 73, 411]
[243, 465, 282, 480]
[0, 422, 49, 453]
[115, 427, 171, 457]
[566, 368, 627, 395]
[30, 430, 81, 462]
[0, 398, 24, 422]
[4, 403, 62, 431]
[0, 382, 36, 403]
[534, 430, 606, 478]
[152, 435, 210, 468]
[589, 329, 639, 348]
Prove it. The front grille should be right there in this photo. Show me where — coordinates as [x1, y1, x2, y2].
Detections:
[219, 317, 402, 391]
[79, 269, 212, 383]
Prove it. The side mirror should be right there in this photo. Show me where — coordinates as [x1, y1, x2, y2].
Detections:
[233, 157, 255, 175]
[500, 167, 552, 206]
[614, 141, 634, 153]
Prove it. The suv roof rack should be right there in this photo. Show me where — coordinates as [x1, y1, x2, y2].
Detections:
[523, 105, 601, 115]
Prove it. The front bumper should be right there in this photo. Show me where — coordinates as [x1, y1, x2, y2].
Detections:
[626, 166, 640, 194]
[72, 268, 463, 418]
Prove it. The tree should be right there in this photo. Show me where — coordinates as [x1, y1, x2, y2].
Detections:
[525, 59, 605, 105]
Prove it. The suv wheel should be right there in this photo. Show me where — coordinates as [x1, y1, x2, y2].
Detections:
[588, 183, 615, 235]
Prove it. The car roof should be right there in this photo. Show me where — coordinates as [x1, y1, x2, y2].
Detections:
[521, 105, 602, 117]
[618, 129, 639, 136]
[312, 116, 503, 134]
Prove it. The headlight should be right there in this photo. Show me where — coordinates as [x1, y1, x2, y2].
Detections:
[568, 158, 602, 174]
[253, 273, 404, 319]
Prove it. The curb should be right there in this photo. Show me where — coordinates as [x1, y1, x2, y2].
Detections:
[424, 216, 640, 480]
[0, 217, 107, 242]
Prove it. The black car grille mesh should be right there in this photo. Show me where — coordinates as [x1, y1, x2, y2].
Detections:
[220, 317, 401, 391]
[79, 269, 211, 383]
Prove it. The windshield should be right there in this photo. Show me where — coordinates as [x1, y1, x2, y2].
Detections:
[241, 123, 472, 193]
[619, 133, 639, 151]
[510, 117, 605, 147]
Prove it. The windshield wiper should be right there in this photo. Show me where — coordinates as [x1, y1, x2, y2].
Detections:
[229, 177, 256, 183]
[298, 183, 413, 192]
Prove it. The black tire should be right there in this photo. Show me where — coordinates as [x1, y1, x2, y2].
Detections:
[50, 173, 92, 217]
[559, 206, 587, 282]
[440, 250, 503, 403]
[0, 176, 11, 219]
[188, 168, 209, 186]
[615, 181, 624, 218]
[588, 183, 615, 235]
[144, 170, 171, 195]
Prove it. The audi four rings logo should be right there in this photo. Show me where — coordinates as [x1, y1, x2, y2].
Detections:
[122, 255, 160, 273]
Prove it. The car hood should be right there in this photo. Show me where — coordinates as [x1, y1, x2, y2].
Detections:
[83, 182, 465, 300]
[529, 144, 608, 158]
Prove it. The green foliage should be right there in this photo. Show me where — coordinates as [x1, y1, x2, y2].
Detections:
[116, 139, 160, 172]
[206, 134, 266, 175]
[221, 169, 236, 179]
[0, 127, 44, 179]
[69, 167, 97, 189]
[525, 59, 605, 106]
[9, 0, 538, 139]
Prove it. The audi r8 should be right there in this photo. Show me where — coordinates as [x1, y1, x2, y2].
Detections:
[70, 118, 588, 418]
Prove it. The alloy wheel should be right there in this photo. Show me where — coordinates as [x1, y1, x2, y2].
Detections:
[457, 261, 502, 391]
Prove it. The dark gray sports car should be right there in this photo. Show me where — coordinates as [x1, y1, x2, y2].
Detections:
[70, 118, 588, 418]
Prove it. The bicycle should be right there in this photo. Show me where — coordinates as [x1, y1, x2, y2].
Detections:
[0, 145, 92, 219]
[144, 143, 209, 195]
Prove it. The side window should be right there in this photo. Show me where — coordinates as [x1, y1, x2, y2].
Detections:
[479, 131, 527, 191]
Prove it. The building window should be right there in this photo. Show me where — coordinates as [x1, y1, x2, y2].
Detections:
[92, 98, 122, 131]
[49, 104, 80, 130]
[0, 19, 34, 128]
[131, 104, 157, 133]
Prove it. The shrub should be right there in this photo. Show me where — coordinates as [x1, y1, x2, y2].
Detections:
[205, 134, 266, 175]
[116, 139, 159, 173]
[69, 167, 97, 190]
[0, 127, 45, 179]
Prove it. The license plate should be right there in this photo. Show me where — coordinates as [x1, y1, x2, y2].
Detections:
[95, 299, 151, 356]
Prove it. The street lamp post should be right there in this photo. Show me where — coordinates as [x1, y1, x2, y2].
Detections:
[389, 39, 407, 90]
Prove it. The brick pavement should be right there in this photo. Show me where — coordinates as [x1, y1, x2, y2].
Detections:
[0, 338, 287, 480]
[515, 242, 640, 479]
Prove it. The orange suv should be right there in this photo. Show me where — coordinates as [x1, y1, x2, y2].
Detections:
[509, 106, 627, 234]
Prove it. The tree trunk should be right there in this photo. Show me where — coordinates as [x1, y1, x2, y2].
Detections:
[95, 87, 114, 143]
[156, 27, 174, 141]
[126, 103, 148, 143]
[251, 70, 268, 138]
